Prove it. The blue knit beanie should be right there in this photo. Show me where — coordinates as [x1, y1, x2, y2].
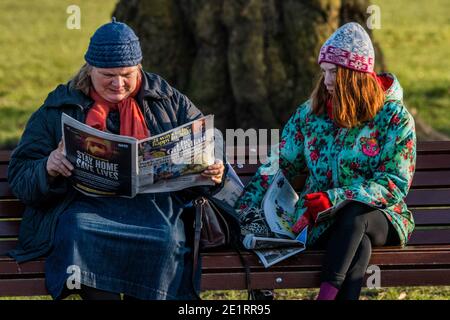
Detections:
[85, 17, 142, 68]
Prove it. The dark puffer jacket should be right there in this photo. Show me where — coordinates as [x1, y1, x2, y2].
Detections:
[7, 71, 206, 263]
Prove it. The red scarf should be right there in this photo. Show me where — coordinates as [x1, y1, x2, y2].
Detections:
[326, 98, 333, 120]
[86, 72, 149, 140]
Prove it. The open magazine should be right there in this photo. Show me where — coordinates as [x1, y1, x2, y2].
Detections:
[61, 113, 215, 197]
[241, 169, 308, 268]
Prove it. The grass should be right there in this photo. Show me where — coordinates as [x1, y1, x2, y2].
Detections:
[2, 286, 450, 300]
[372, 0, 450, 137]
[203, 286, 450, 300]
[0, 0, 448, 300]
[0, 0, 119, 148]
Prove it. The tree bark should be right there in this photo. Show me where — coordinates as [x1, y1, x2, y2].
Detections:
[114, 0, 386, 131]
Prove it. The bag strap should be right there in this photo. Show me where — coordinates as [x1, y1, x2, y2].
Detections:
[191, 197, 204, 300]
[231, 242, 255, 299]
[191, 196, 253, 300]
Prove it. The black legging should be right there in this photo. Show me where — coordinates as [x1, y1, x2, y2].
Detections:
[311, 201, 399, 300]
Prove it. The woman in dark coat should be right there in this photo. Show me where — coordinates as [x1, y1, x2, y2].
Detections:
[7, 19, 224, 300]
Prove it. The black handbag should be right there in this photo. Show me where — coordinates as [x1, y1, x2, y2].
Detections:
[192, 196, 230, 286]
[195, 196, 230, 249]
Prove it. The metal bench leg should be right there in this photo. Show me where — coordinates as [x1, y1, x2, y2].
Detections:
[249, 289, 274, 300]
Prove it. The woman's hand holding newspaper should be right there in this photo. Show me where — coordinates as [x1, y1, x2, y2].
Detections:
[201, 160, 225, 184]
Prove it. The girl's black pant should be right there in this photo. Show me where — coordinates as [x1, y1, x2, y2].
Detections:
[311, 201, 399, 300]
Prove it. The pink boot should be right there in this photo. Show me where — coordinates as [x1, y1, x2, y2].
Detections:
[316, 282, 339, 300]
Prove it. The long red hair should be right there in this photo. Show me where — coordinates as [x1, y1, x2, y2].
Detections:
[310, 66, 385, 128]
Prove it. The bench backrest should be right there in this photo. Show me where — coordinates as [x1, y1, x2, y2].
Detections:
[1, 141, 450, 255]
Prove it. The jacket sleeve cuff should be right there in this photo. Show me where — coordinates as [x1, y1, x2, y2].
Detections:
[38, 157, 68, 195]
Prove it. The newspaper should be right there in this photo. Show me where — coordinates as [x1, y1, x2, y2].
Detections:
[210, 163, 245, 218]
[315, 199, 352, 224]
[61, 113, 215, 197]
[250, 227, 308, 268]
[241, 170, 307, 268]
[261, 170, 298, 238]
[243, 226, 307, 250]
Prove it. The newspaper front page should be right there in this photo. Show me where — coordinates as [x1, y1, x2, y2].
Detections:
[62, 113, 215, 197]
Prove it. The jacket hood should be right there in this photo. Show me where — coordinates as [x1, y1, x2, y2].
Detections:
[377, 72, 403, 103]
[42, 71, 174, 110]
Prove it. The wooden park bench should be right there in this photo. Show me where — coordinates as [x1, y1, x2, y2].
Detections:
[1, 141, 450, 298]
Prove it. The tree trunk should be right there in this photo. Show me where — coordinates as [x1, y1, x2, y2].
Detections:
[113, 0, 385, 131]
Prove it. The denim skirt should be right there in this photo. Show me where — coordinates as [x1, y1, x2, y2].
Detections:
[45, 192, 194, 300]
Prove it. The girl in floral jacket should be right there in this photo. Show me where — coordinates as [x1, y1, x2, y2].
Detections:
[235, 22, 416, 300]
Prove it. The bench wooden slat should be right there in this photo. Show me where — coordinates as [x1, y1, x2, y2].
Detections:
[201, 268, 450, 290]
[237, 187, 450, 209]
[415, 154, 450, 170]
[201, 270, 320, 290]
[0, 164, 7, 180]
[2, 185, 449, 202]
[1, 212, 449, 240]
[0, 151, 12, 163]
[412, 208, 450, 225]
[0, 257, 46, 275]
[3, 183, 450, 207]
[1, 207, 449, 229]
[2, 246, 450, 277]
[0, 220, 20, 238]
[2, 140, 449, 162]
[0, 201, 25, 218]
[225, 141, 450, 155]
[406, 189, 450, 206]
[1, 245, 450, 296]
[238, 171, 450, 188]
[415, 141, 450, 153]
[7, 152, 449, 181]
[376, 269, 450, 287]
[407, 170, 450, 187]
[0, 240, 17, 255]
[3, 268, 449, 295]
[1, 215, 450, 239]
[408, 229, 450, 245]
[0, 182, 14, 199]
[0, 279, 48, 297]
[229, 153, 450, 173]
[200, 247, 450, 271]
[2, 246, 450, 276]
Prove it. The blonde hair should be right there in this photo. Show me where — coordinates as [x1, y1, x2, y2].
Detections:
[70, 63, 143, 96]
[310, 66, 385, 128]
[70, 63, 93, 95]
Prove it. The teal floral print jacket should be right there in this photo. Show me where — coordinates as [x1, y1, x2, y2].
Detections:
[235, 73, 416, 247]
